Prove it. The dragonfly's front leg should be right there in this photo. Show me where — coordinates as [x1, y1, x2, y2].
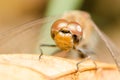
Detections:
[39, 44, 71, 58]
[39, 44, 57, 60]
[40, 44, 57, 47]
[39, 44, 70, 59]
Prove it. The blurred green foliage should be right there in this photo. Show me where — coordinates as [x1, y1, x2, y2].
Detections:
[45, 0, 83, 16]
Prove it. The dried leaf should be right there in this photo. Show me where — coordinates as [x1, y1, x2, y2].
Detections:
[0, 54, 119, 80]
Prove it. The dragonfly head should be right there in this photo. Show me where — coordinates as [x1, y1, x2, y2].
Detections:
[51, 19, 83, 50]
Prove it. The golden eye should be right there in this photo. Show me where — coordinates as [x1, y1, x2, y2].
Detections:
[67, 22, 83, 36]
[51, 19, 68, 38]
[51, 19, 68, 31]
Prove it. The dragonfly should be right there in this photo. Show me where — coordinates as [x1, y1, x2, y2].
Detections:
[0, 11, 120, 71]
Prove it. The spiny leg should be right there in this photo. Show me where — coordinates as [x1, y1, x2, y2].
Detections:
[40, 44, 57, 47]
[39, 46, 43, 60]
[77, 49, 87, 58]
[76, 56, 91, 71]
[77, 48, 95, 58]
[77, 49, 100, 73]
[76, 48, 98, 71]
[39, 44, 57, 60]
[76, 56, 99, 72]
[76, 56, 101, 80]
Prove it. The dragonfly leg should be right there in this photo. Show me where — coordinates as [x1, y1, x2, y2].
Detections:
[77, 47, 95, 58]
[76, 56, 99, 72]
[39, 44, 57, 60]
[76, 56, 91, 71]
[78, 52, 87, 58]
[40, 44, 57, 47]
[39, 46, 43, 60]
[77, 48, 88, 58]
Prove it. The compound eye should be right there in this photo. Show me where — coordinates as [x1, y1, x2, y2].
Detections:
[67, 22, 83, 36]
[51, 19, 68, 39]
[51, 19, 68, 32]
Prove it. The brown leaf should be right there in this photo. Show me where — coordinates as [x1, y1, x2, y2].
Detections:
[0, 54, 119, 80]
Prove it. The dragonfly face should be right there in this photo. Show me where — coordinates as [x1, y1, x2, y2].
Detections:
[51, 19, 83, 50]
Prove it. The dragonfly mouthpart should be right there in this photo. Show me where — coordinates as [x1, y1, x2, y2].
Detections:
[54, 29, 74, 50]
[59, 28, 71, 34]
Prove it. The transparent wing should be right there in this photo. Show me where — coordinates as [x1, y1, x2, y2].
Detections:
[92, 21, 120, 70]
[82, 19, 120, 70]
[0, 16, 60, 53]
